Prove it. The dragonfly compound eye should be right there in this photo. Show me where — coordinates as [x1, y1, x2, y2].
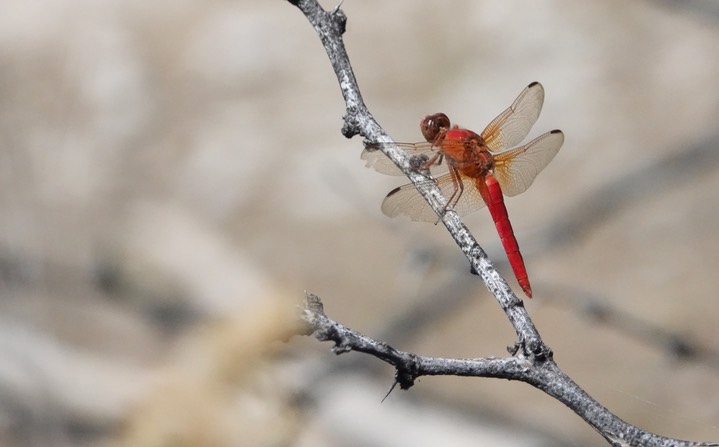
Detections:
[420, 113, 451, 143]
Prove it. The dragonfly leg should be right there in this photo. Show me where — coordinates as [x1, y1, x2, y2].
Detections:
[418, 151, 444, 171]
[435, 166, 464, 224]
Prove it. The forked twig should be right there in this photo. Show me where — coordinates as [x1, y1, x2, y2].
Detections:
[287, 1, 718, 446]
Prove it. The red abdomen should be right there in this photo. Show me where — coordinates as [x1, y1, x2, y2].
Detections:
[479, 175, 532, 298]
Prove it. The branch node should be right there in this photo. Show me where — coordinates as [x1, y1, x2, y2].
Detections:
[331, 6, 347, 33]
[331, 341, 352, 355]
[508, 337, 553, 363]
[342, 104, 366, 138]
[395, 353, 420, 389]
[341, 117, 359, 138]
[528, 338, 553, 362]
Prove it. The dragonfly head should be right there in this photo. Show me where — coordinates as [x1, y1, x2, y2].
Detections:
[420, 113, 450, 144]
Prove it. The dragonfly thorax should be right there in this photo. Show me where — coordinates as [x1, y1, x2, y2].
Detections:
[441, 128, 494, 177]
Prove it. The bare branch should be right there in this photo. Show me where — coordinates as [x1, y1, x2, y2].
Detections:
[301, 294, 718, 447]
[287, 1, 719, 446]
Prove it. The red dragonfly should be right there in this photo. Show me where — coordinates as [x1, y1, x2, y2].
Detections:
[362, 82, 563, 298]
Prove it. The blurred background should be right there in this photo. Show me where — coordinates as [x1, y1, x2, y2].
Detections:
[0, 0, 718, 446]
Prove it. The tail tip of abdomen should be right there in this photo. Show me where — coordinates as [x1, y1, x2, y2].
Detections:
[521, 283, 533, 299]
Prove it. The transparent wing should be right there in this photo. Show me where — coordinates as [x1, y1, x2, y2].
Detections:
[481, 82, 545, 152]
[493, 129, 564, 197]
[380, 173, 487, 222]
[361, 142, 450, 176]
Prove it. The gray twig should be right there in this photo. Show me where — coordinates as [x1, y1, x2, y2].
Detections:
[288, 1, 718, 446]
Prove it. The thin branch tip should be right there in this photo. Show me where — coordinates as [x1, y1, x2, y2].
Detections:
[304, 292, 324, 313]
[381, 381, 399, 402]
[332, 0, 346, 15]
[296, 293, 327, 337]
